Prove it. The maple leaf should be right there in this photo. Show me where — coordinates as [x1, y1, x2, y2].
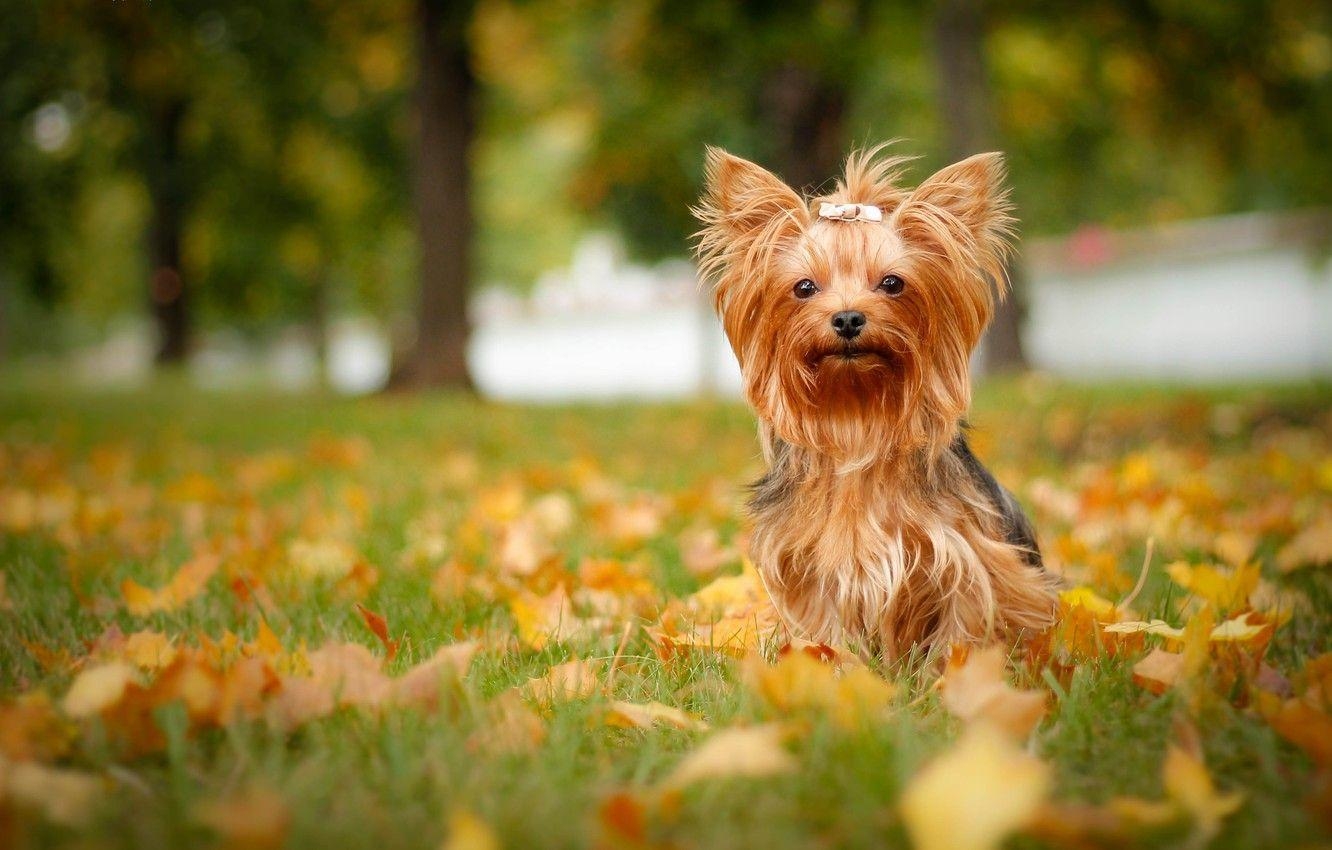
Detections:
[442, 809, 501, 850]
[1161, 742, 1244, 844]
[0, 694, 72, 762]
[390, 643, 477, 711]
[194, 786, 291, 850]
[1165, 561, 1260, 613]
[0, 755, 104, 826]
[1276, 516, 1332, 572]
[661, 724, 795, 790]
[468, 691, 546, 755]
[355, 603, 400, 661]
[677, 526, 737, 578]
[900, 723, 1051, 850]
[604, 701, 708, 731]
[744, 648, 895, 729]
[62, 662, 138, 719]
[521, 660, 602, 708]
[1257, 694, 1332, 767]
[939, 646, 1046, 739]
[1132, 648, 1185, 695]
[121, 552, 220, 615]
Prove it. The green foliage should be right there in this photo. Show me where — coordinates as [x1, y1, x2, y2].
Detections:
[0, 0, 1328, 349]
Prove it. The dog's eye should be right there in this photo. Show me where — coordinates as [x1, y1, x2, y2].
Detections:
[877, 274, 905, 296]
[793, 279, 819, 299]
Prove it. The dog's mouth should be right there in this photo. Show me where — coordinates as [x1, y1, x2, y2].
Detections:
[809, 344, 895, 367]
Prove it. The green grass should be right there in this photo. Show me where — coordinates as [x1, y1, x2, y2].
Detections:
[1, 378, 1329, 849]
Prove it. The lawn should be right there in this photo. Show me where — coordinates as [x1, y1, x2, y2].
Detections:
[1, 378, 1329, 849]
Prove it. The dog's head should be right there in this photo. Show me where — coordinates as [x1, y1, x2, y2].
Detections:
[693, 145, 1014, 462]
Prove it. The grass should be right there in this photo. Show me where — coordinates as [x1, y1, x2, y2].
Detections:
[1, 377, 1329, 849]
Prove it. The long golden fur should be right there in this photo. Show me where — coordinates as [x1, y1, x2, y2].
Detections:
[693, 144, 1058, 658]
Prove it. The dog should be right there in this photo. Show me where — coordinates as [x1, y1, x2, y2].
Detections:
[693, 145, 1058, 659]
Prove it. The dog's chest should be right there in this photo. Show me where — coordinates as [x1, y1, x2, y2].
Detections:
[749, 465, 944, 640]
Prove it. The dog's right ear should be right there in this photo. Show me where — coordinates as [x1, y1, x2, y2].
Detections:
[694, 147, 807, 240]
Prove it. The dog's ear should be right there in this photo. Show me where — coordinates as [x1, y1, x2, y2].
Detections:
[694, 147, 807, 239]
[902, 152, 1014, 257]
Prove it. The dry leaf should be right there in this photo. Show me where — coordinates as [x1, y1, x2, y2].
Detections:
[441, 809, 501, 850]
[63, 662, 137, 719]
[662, 724, 795, 789]
[940, 646, 1046, 738]
[1162, 743, 1244, 843]
[604, 701, 708, 732]
[900, 723, 1051, 850]
[0, 755, 103, 826]
[194, 787, 291, 850]
[745, 649, 894, 729]
[355, 603, 400, 661]
[521, 660, 602, 707]
[1132, 648, 1185, 694]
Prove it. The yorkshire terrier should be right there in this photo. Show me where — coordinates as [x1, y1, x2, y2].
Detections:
[693, 145, 1058, 659]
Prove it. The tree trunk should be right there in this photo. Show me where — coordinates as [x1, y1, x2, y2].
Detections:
[761, 62, 847, 195]
[390, 0, 475, 391]
[934, 0, 1028, 373]
[147, 96, 190, 365]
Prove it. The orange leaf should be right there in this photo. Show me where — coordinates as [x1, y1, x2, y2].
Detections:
[1132, 648, 1185, 695]
[355, 603, 399, 661]
[940, 645, 1047, 738]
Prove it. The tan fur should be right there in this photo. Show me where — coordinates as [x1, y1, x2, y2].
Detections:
[693, 144, 1057, 657]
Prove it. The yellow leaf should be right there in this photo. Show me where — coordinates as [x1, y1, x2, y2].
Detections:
[662, 724, 795, 789]
[900, 723, 1051, 850]
[1059, 587, 1119, 621]
[604, 700, 708, 731]
[121, 631, 177, 669]
[0, 755, 103, 826]
[1162, 744, 1243, 843]
[1276, 517, 1332, 572]
[62, 662, 137, 719]
[940, 646, 1046, 739]
[521, 660, 602, 707]
[1164, 561, 1259, 612]
[441, 809, 501, 850]
[1212, 531, 1257, 568]
[1132, 648, 1184, 694]
[745, 649, 895, 729]
[1103, 619, 1184, 639]
[194, 787, 291, 850]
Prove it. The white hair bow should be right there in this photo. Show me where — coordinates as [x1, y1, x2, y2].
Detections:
[818, 202, 882, 223]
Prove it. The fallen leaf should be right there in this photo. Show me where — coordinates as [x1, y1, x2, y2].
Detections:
[355, 603, 400, 661]
[604, 701, 708, 732]
[745, 648, 894, 729]
[1162, 743, 1244, 844]
[662, 724, 795, 789]
[0, 755, 103, 826]
[521, 660, 602, 707]
[391, 643, 477, 711]
[1258, 693, 1332, 767]
[1132, 648, 1185, 694]
[441, 809, 501, 850]
[194, 786, 291, 850]
[1276, 516, 1332, 572]
[62, 662, 137, 719]
[1165, 560, 1260, 613]
[900, 723, 1051, 850]
[940, 646, 1046, 738]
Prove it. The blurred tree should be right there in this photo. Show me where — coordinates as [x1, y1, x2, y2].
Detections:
[933, 0, 1028, 372]
[388, 0, 476, 390]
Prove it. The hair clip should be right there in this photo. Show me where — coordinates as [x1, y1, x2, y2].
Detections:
[817, 202, 883, 223]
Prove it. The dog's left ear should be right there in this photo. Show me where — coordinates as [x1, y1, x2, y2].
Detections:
[902, 152, 1013, 253]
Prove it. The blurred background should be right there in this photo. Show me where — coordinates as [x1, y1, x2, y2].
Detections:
[1, 0, 1329, 399]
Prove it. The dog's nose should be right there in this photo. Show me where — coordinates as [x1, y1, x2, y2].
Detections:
[831, 310, 866, 340]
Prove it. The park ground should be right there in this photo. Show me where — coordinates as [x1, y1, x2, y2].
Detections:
[0, 378, 1330, 849]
